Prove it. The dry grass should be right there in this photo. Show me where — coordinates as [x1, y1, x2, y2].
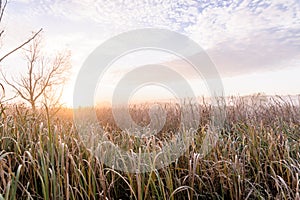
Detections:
[0, 95, 299, 199]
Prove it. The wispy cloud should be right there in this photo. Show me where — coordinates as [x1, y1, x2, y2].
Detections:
[3, 0, 300, 103]
[183, 0, 300, 76]
[9, 0, 299, 74]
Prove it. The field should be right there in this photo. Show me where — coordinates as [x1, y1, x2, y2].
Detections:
[0, 95, 299, 199]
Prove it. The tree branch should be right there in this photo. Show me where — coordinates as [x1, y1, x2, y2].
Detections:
[0, 0, 8, 24]
[0, 28, 43, 63]
[1, 70, 30, 101]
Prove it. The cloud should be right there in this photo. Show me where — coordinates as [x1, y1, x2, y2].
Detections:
[26, 0, 298, 77]
[5, 0, 300, 79]
[207, 28, 300, 76]
[183, 0, 300, 76]
[8, 0, 203, 33]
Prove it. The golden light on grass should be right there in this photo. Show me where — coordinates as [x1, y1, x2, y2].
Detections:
[0, 95, 299, 199]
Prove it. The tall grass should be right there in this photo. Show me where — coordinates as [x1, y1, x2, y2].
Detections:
[0, 95, 299, 199]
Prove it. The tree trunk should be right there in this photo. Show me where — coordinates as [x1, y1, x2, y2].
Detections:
[30, 100, 36, 112]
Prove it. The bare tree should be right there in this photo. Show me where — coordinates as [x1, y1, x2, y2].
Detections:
[0, 0, 42, 108]
[1, 35, 71, 112]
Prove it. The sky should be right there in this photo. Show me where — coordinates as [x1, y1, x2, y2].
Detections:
[1, 0, 300, 107]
